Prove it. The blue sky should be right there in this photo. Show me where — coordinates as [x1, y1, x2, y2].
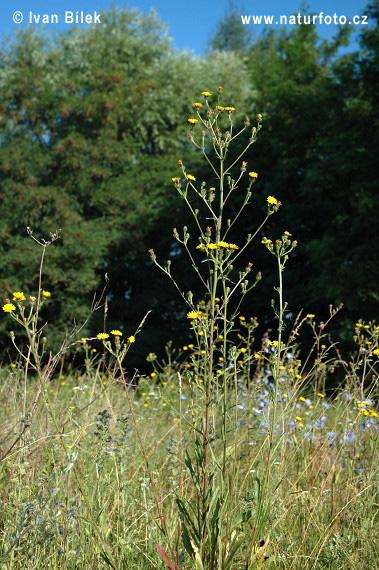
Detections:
[0, 1, 369, 53]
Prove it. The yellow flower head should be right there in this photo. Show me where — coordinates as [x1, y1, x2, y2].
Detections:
[187, 174, 196, 181]
[188, 118, 198, 125]
[217, 241, 229, 248]
[193, 102, 202, 108]
[3, 303, 16, 313]
[216, 105, 224, 111]
[228, 243, 239, 250]
[12, 292, 26, 301]
[254, 353, 261, 359]
[172, 177, 180, 183]
[187, 311, 199, 319]
[240, 347, 247, 353]
[373, 348, 379, 356]
[128, 335, 136, 343]
[207, 243, 217, 250]
[201, 91, 212, 97]
[317, 393, 325, 398]
[249, 172, 258, 179]
[267, 196, 278, 205]
[224, 106, 235, 112]
[284, 231, 292, 236]
[42, 290, 51, 297]
[29, 296, 36, 301]
[110, 329, 122, 336]
[307, 314, 315, 319]
[97, 333, 109, 340]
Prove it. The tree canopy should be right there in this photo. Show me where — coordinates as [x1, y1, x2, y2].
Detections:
[0, 4, 378, 366]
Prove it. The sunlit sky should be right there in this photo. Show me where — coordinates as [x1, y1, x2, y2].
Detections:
[0, 1, 370, 52]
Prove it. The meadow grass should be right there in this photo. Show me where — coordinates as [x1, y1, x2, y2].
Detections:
[1, 89, 378, 569]
[0, 336, 377, 569]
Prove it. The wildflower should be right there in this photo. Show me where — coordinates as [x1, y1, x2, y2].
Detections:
[172, 177, 180, 183]
[217, 241, 229, 248]
[29, 296, 36, 301]
[296, 374, 302, 380]
[110, 330, 122, 336]
[295, 417, 302, 421]
[317, 393, 325, 398]
[151, 372, 157, 377]
[249, 172, 258, 179]
[188, 118, 198, 125]
[355, 323, 363, 327]
[187, 174, 196, 181]
[201, 91, 212, 97]
[128, 336, 135, 343]
[97, 333, 109, 340]
[257, 114, 262, 121]
[239, 316, 245, 321]
[207, 243, 217, 250]
[2, 303, 16, 313]
[307, 314, 315, 319]
[373, 349, 379, 356]
[284, 231, 292, 236]
[187, 311, 199, 319]
[193, 102, 202, 108]
[261, 238, 272, 244]
[224, 106, 235, 112]
[42, 290, 51, 297]
[196, 243, 205, 250]
[299, 397, 306, 402]
[240, 348, 247, 353]
[228, 243, 239, 249]
[12, 292, 26, 301]
[267, 196, 278, 205]
[254, 353, 261, 359]
[216, 105, 224, 111]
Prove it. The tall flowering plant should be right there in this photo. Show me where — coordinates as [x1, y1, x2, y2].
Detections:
[149, 88, 297, 569]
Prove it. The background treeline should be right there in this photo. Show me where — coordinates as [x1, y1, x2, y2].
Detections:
[0, 2, 378, 369]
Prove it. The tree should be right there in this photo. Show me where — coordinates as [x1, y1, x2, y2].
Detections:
[0, 8, 251, 365]
[208, 0, 252, 53]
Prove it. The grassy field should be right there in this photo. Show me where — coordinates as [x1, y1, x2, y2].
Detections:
[0, 325, 377, 569]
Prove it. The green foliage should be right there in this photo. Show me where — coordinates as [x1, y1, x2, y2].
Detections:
[208, 0, 253, 53]
[236, 8, 379, 336]
[0, 8, 251, 362]
[1, 3, 378, 369]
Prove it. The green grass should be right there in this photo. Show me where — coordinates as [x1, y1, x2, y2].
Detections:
[0, 345, 377, 569]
